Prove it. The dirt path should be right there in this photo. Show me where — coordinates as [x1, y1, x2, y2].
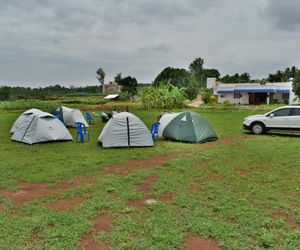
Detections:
[0, 176, 96, 203]
[102, 151, 186, 174]
[49, 197, 84, 212]
[187, 96, 204, 108]
[79, 212, 113, 250]
[183, 233, 223, 250]
[137, 176, 158, 192]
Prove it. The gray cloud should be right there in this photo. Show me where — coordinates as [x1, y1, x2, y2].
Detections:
[265, 0, 300, 31]
[0, 0, 299, 86]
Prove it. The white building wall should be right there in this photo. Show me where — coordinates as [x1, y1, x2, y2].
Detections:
[218, 93, 249, 104]
[209, 80, 300, 105]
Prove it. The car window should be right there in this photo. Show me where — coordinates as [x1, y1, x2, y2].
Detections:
[290, 108, 300, 116]
[270, 108, 291, 117]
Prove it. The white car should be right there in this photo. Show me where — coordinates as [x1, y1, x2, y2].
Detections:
[243, 106, 300, 134]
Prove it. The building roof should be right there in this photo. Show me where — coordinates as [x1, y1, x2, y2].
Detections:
[216, 82, 291, 94]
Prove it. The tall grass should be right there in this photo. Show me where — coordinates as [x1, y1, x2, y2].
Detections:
[140, 83, 187, 109]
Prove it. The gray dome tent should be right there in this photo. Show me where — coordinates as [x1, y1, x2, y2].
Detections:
[11, 109, 73, 144]
[158, 111, 218, 143]
[99, 112, 154, 148]
[54, 106, 88, 127]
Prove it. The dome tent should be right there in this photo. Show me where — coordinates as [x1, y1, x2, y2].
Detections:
[11, 109, 73, 144]
[10, 108, 40, 134]
[53, 106, 88, 127]
[158, 111, 218, 143]
[99, 112, 154, 148]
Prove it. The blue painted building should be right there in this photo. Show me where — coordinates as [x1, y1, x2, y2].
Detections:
[207, 78, 299, 105]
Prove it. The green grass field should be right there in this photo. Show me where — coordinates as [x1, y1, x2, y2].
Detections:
[0, 106, 299, 250]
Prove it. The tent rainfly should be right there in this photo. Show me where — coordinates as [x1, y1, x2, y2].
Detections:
[54, 106, 88, 127]
[10, 109, 73, 144]
[99, 112, 154, 148]
[158, 111, 218, 143]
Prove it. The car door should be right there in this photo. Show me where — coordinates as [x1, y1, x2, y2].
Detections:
[287, 108, 300, 129]
[265, 108, 291, 128]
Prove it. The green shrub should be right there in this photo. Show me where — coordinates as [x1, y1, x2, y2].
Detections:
[119, 91, 132, 101]
[201, 88, 213, 103]
[208, 95, 217, 104]
[140, 83, 187, 109]
[222, 100, 232, 106]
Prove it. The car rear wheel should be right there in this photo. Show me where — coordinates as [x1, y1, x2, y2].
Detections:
[251, 122, 265, 135]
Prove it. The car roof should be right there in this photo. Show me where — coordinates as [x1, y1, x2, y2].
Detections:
[276, 106, 300, 109]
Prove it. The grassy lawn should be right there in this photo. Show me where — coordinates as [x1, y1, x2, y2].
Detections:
[0, 106, 299, 249]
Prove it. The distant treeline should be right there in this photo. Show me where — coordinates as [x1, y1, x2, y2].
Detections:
[0, 84, 104, 101]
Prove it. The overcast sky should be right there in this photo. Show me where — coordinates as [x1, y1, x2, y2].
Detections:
[0, 0, 300, 87]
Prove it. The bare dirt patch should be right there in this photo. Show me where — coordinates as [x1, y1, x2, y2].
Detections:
[184, 233, 223, 250]
[0, 176, 96, 203]
[49, 197, 84, 212]
[80, 212, 113, 250]
[127, 199, 145, 209]
[0, 204, 5, 211]
[102, 151, 186, 174]
[236, 169, 248, 178]
[273, 212, 300, 230]
[187, 96, 204, 108]
[160, 193, 174, 202]
[137, 176, 158, 192]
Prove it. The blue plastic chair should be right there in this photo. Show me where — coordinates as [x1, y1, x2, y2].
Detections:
[150, 122, 160, 142]
[85, 112, 94, 124]
[75, 122, 90, 143]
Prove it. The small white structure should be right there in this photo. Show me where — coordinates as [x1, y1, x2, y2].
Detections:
[99, 112, 153, 148]
[104, 94, 119, 100]
[11, 109, 73, 144]
[207, 78, 299, 105]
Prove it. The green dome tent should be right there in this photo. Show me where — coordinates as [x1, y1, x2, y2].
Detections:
[158, 111, 218, 143]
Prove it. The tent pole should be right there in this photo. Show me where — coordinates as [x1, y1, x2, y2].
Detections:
[21, 116, 35, 142]
[126, 117, 130, 147]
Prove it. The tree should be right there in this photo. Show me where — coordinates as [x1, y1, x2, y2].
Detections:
[189, 58, 221, 88]
[118, 75, 138, 96]
[154, 67, 198, 100]
[0, 86, 10, 100]
[240, 72, 251, 83]
[96, 67, 105, 93]
[219, 73, 251, 83]
[189, 57, 205, 88]
[268, 66, 299, 82]
[203, 68, 220, 82]
[114, 72, 122, 84]
[292, 71, 300, 97]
